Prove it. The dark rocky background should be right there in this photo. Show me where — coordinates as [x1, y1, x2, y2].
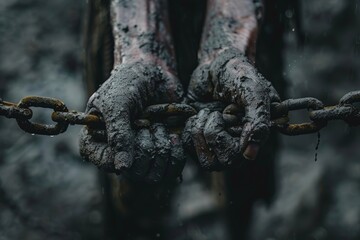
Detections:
[249, 1, 360, 239]
[0, 0, 359, 239]
[0, 1, 104, 239]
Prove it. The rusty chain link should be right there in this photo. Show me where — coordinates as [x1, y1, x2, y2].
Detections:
[1, 91, 360, 136]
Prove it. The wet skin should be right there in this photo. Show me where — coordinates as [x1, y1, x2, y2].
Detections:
[80, 0, 185, 183]
[184, 48, 280, 170]
[80, 0, 280, 181]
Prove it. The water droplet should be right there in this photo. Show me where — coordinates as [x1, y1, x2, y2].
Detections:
[31, 133, 35, 136]
[50, 135, 54, 138]
[292, 28, 295, 32]
[156, 233, 161, 238]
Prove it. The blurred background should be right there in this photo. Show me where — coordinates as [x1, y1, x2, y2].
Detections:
[0, 0, 359, 239]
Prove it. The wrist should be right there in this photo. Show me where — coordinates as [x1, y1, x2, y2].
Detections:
[116, 48, 177, 74]
[199, 46, 245, 65]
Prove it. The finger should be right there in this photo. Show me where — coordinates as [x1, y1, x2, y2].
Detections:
[243, 142, 261, 161]
[146, 124, 171, 183]
[203, 112, 242, 166]
[164, 133, 186, 180]
[105, 102, 135, 171]
[128, 128, 154, 179]
[238, 76, 271, 160]
[79, 127, 114, 172]
[182, 115, 196, 154]
[223, 104, 241, 115]
[88, 82, 138, 171]
[262, 78, 281, 103]
[187, 63, 213, 101]
[191, 109, 220, 170]
[269, 85, 281, 103]
[159, 71, 184, 103]
[223, 103, 245, 122]
[222, 58, 271, 157]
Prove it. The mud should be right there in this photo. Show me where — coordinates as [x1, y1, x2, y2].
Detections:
[87, 0, 278, 174]
[184, 0, 280, 165]
[199, 0, 258, 62]
[2, 0, 359, 239]
[111, 0, 177, 72]
[186, 47, 280, 163]
[81, 0, 193, 183]
[80, 62, 184, 181]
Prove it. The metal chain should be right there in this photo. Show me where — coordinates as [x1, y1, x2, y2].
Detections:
[1, 91, 360, 136]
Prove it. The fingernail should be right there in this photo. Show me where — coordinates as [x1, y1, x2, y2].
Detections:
[243, 143, 260, 160]
[114, 151, 132, 171]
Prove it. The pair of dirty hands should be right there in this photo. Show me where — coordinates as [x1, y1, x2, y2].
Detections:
[80, 49, 280, 183]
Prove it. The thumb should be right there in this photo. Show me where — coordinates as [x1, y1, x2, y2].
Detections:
[239, 82, 271, 160]
[106, 106, 134, 171]
[88, 85, 141, 171]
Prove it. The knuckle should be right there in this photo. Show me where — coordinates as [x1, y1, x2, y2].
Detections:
[248, 123, 270, 142]
[198, 108, 211, 117]
[109, 130, 132, 149]
[154, 138, 171, 154]
[191, 122, 202, 135]
[203, 127, 215, 141]
[204, 123, 222, 142]
[136, 133, 153, 151]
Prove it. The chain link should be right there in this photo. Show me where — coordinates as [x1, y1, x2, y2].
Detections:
[1, 91, 360, 136]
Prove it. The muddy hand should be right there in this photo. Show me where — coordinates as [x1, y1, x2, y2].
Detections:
[184, 48, 280, 170]
[79, 62, 185, 183]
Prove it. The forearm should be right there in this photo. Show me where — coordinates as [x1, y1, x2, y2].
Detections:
[199, 0, 258, 63]
[111, 0, 176, 72]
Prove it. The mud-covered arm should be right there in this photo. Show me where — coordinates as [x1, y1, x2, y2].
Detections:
[188, 0, 262, 102]
[80, 0, 185, 182]
[184, 0, 280, 169]
[199, 0, 258, 63]
[109, 0, 183, 103]
[111, 0, 176, 73]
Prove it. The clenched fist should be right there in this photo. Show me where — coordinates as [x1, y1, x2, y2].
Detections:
[183, 48, 280, 170]
[80, 61, 185, 183]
